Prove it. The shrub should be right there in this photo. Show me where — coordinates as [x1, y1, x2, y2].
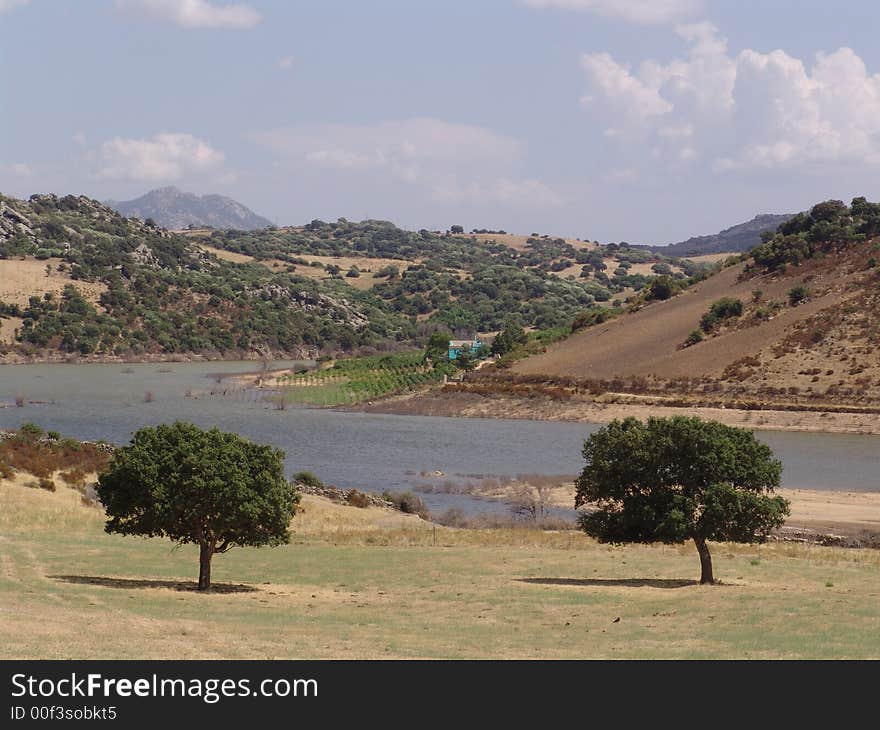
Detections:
[346, 489, 371, 508]
[18, 423, 44, 440]
[381, 490, 430, 519]
[60, 468, 88, 487]
[32, 477, 56, 492]
[294, 470, 324, 488]
[571, 307, 616, 332]
[683, 329, 704, 347]
[645, 276, 676, 301]
[788, 285, 809, 306]
[700, 297, 743, 332]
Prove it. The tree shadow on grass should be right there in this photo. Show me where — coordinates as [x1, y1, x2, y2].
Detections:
[50, 575, 258, 594]
[516, 577, 703, 589]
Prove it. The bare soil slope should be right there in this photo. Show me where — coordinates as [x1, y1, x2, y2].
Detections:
[514, 261, 823, 380]
[510, 238, 880, 409]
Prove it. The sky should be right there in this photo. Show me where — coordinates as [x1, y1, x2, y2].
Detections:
[3, 0, 880, 244]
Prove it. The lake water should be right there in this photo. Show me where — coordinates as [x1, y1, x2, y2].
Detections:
[2, 362, 879, 516]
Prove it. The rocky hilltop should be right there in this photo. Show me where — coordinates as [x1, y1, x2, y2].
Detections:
[649, 213, 795, 256]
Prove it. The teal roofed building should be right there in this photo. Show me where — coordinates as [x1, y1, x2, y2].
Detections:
[448, 338, 483, 360]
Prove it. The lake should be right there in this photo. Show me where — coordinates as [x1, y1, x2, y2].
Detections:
[2, 361, 879, 516]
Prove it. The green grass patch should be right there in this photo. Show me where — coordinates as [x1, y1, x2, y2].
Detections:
[279, 351, 450, 406]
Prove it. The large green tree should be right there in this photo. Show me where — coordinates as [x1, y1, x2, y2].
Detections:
[97, 422, 300, 590]
[575, 417, 789, 584]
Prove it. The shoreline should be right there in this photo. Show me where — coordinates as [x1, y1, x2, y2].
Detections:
[354, 389, 880, 435]
[0, 351, 313, 366]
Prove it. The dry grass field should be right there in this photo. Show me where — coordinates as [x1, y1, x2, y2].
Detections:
[682, 253, 739, 265]
[0, 257, 109, 343]
[197, 244, 254, 264]
[0, 258, 107, 308]
[197, 244, 413, 291]
[2, 479, 879, 659]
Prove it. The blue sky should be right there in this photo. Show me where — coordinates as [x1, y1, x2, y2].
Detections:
[3, 0, 880, 244]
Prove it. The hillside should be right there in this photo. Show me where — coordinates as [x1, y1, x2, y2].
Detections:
[0, 192, 702, 362]
[107, 187, 273, 231]
[504, 197, 880, 409]
[198, 222, 712, 332]
[0, 193, 405, 360]
[648, 214, 794, 257]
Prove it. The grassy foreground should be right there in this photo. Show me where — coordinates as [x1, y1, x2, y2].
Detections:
[2, 481, 879, 659]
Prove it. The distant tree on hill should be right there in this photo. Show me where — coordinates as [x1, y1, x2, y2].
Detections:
[424, 329, 453, 364]
[645, 275, 676, 301]
[575, 417, 789, 584]
[700, 297, 743, 332]
[450, 225, 464, 234]
[491, 320, 528, 356]
[97, 422, 299, 591]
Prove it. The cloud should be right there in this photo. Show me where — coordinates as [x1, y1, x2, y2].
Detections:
[256, 118, 520, 177]
[523, 0, 702, 25]
[97, 132, 225, 181]
[115, 0, 261, 29]
[257, 117, 523, 169]
[431, 177, 566, 208]
[0, 0, 29, 14]
[580, 52, 673, 126]
[254, 118, 562, 208]
[579, 22, 880, 174]
[4, 162, 33, 177]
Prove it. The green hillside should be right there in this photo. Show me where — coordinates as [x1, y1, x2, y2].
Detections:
[0, 193, 710, 360]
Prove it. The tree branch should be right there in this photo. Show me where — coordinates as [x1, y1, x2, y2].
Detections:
[215, 540, 232, 554]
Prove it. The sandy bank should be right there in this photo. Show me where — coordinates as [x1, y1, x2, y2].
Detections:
[357, 390, 880, 436]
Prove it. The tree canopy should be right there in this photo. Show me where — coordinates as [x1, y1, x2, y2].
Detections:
[575, 416, 789, 584]
[96, 422, 299, 590]
[491, 320, 528, 356]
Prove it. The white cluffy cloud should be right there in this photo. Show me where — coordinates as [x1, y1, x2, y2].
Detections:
[524, 0, 702, 25]
[255, 117, 565, 208]
[115, 0, 261, 29]
[580, 22, 880, 173]
[98, 132, 224, 181]
[0, 0, 29, 15]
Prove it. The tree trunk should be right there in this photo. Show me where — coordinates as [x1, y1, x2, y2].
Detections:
[198, 541, 213, 591]
[694, 536, 714, 585]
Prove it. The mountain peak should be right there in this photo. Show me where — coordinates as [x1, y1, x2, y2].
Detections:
[108, 187, 272, 231]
